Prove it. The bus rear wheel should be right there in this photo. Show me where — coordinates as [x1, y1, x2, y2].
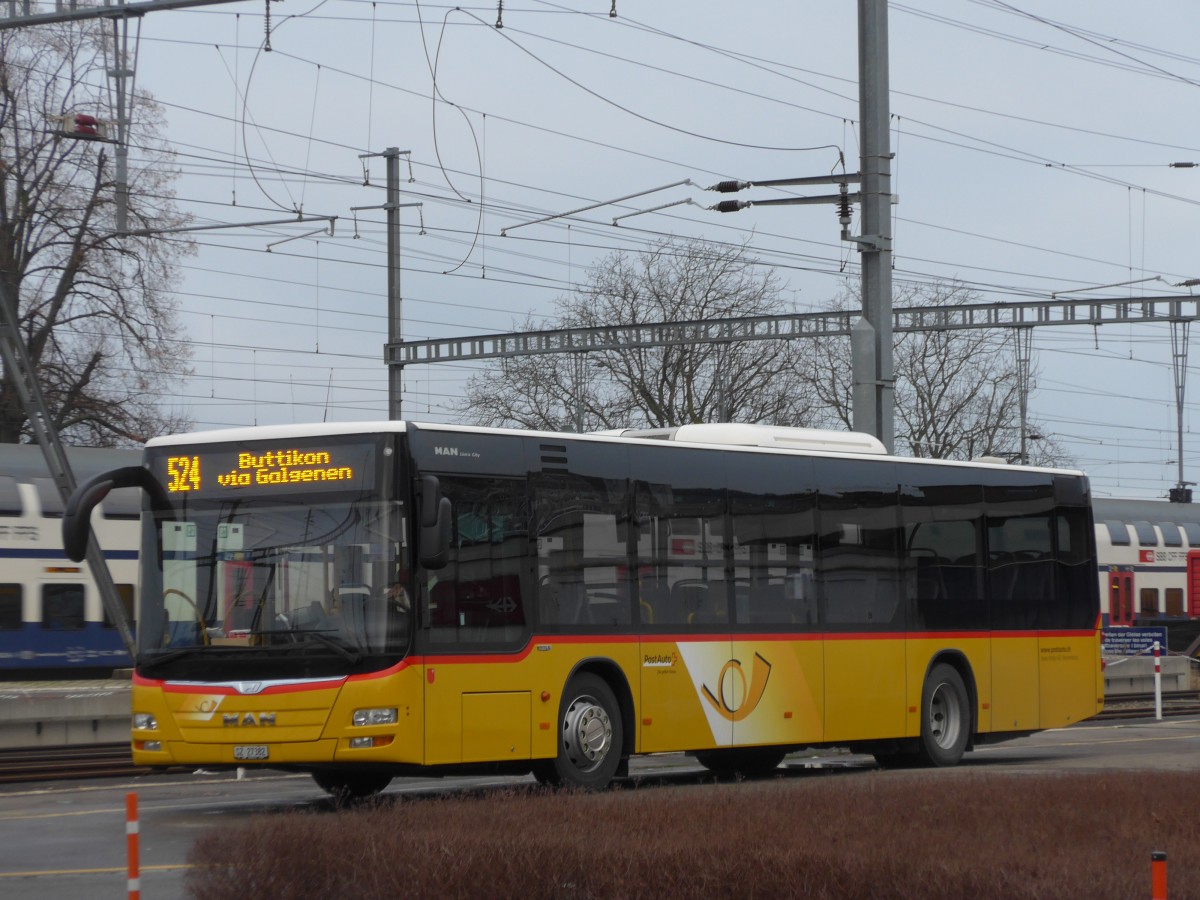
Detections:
[917, 663, 970, 767]
[534, 673, 623, 789]
[312, 770, 393, 801]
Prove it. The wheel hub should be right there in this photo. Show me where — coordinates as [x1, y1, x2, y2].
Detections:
[563, 695, 612, 771]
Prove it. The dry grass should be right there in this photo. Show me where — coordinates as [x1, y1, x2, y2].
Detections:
[186, 769, 1200, 899]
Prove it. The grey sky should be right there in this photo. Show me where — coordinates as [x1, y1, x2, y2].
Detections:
[75, 0, 1200, 498]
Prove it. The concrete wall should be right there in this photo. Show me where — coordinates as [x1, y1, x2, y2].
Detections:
[1102, 656, 1195, 696]
[0, 682, 130, 750]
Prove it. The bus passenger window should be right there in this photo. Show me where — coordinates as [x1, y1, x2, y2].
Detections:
[429, 477, 529, 645]
[817, 510, 902, 628]
[729, 487, 817, 628]
[905, 519, 984, 631]
[534, 472, 631, 629]
[634, 496, 726, 628]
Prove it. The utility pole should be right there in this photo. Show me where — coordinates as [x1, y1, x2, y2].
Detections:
[853, 0, 895, 451]
[386, 148, 403, 419]
[358, 147, 416, 420]
[1170, 318, 1193, 502]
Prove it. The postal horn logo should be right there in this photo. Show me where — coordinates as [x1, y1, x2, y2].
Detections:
[701, 652, 772, 722]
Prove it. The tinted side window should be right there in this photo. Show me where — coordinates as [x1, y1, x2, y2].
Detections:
[986, 474, 1055, 630]
[902, 467, 985, 631]
[427, 477, 529, 647]
[631, 446, 727, 630]
[728, 453, 818, 629]
[533, 471, 631, 630]
[816, 459, 902, 630]
[1051, 502, 1098, 630]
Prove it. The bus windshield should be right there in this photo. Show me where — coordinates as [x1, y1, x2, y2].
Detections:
[139, 496, 409, 672]
[136, 434, 409, 676]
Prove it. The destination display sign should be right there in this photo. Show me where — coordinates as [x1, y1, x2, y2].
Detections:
[150, 439, 377, 498]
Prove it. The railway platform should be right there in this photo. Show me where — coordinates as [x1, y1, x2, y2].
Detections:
[0, 677, 131, 750]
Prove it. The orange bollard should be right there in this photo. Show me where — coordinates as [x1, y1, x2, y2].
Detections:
[126, 792, 140, 900]
[1151, 851, 1167, 900]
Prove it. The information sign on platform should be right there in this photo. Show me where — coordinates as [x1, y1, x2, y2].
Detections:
[1102, 626, 1168, 657]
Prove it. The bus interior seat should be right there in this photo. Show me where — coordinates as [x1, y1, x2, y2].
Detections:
[674, 580, 727, 624]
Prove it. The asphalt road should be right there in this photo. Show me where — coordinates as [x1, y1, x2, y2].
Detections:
[2, 715, 1198, 900]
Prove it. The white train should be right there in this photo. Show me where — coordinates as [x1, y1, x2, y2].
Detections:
[0, 444, 139, 676]
[1093, 497, 1200, 651]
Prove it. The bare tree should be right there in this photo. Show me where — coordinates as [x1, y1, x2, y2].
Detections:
[0, 23, 193, 445]
[798, 280, 1071, 466]
[458, 238, 818, 431]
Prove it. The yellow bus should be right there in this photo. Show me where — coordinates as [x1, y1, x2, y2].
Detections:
[64, 421, 1103, 796]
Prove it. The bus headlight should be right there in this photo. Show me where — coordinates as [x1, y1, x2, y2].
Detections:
[133, 713, 158, 731]
[352, 708, 397, 727]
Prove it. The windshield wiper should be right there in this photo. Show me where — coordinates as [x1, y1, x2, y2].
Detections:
[137, 644, 224, 672]
[273, 629, 363, 664]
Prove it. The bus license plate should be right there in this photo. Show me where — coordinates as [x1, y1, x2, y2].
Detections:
[234, 745, 269, 761]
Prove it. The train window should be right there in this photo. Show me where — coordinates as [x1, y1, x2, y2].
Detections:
[102, 584, 136, 628]
[1182, 523, 1200, 546]
[0, 584, 21, 630]
[41, 584, 85, 630]
[33, 478, 64, 518]
[1103, 521, 1131, 546]
[1139, 588, 1160, 616]
[0, 477, 20, 516]
[1132, 522, 1158, 546]
[1166, 588, 1185, 617]
[1157, 524, 1183, 547]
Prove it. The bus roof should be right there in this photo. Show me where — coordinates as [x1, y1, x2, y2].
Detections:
[145, 420, 1085, 478]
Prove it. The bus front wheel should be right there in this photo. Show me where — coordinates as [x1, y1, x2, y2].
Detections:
[534, 673, 623, 789]
[917, 663, 970, 767]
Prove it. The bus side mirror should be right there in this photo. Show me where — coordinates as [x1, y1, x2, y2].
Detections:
[418, 475, 451, 570]
[62, 465, 169, 561]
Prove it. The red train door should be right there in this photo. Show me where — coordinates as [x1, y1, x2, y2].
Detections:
[1109, 570, 1134, 626]
[1188, 552, 1200, 618]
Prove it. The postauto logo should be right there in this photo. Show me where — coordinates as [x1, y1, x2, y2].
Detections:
[700, 653, 772, 723]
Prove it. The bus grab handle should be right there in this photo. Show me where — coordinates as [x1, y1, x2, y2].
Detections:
[62, 466, 169, 562]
